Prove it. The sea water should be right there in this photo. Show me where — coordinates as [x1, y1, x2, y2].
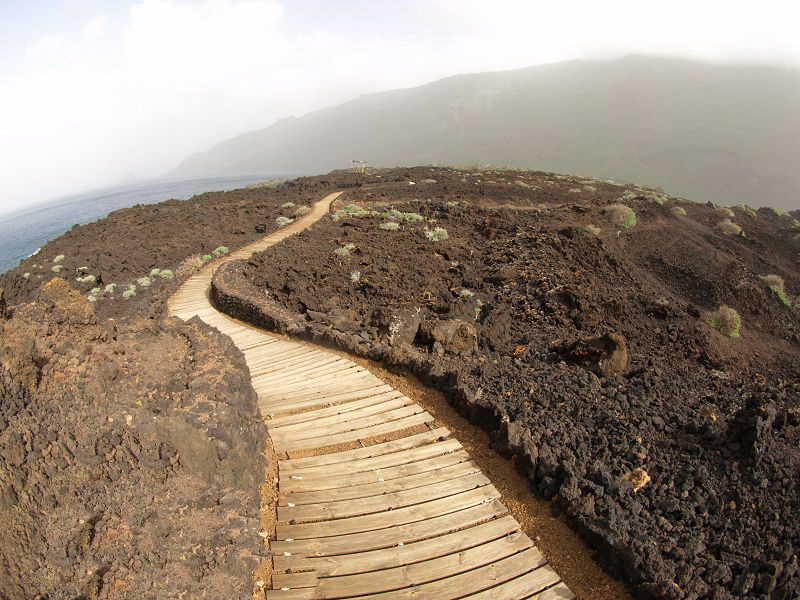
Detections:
[0, 175, 288, 273]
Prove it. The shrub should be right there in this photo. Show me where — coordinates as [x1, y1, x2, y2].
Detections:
[379, 222, 400, 231]
[201, 254, 213, 263]
[137, 276, 152, 288]
[177, 255, 204, 277]
[735, 204, 758, 219]
[295, 205, 311, 215]
[459, 288, 475, 298]
[105, 283, 117, 294]
[53, 255, 64, 264]
[789, 219, 800, 230]
[716, 206, 735, 217]
[276, 216, 294, 227]
[51, 265, 63, 273]
[76, 266, 88, 273]
[149, 268, 162, 277]
[706, 305, 741, 338]
[717, 219, 742, 235]
[671, 206, 687, 216]
[761, 275, 792, 307]
[122, 285, 137, 299]
[584, 224, 601, 236]
[76, 274, 96, 283]
[350, 270, 361, 284]
[645, 191, 667, 205]
[212, 246, 229, 257]
[425, 227, 449, 242]
[333, 204, 371, 220]
[87, 295, 98, 303]
[159, 269, 174, 280]
[474, 299, 484, 321]
[281, 202, 296, 209]
[334, 243, 356, 258]
[402, 212, 425, 223]
[604, 204, 637, 228]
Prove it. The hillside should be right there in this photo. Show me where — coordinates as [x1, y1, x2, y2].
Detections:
[173, 56, 800, 211]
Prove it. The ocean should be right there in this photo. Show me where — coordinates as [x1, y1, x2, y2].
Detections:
[0, 174, 288, 274]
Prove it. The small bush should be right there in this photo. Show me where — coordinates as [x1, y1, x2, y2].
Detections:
[295, 205, 311, 215]
[281, 202, 296, 209]
[105, 283, 117, 294]
[87, 295, 98, 303]
[51, 265, 63, 273]
[584, 224, 601, 236]
[716, 206, 735, 217]
[177, 255, 204, 277]
[706, 305, 741, 338]
[789, 219, 800, 230]
[201, 254, 213, 263]
[122, 285, 137, 299]
[334, 243, 356, 258]
[761, 275, 792, 307]
[149, 268, 161, 277]
[76, 274, 96, 283]
[735, 204, 758, 219]
[53, 255, 64, 264]
[425, 227, 449, 242]
[604, 204, 637, 229]
[350, 271, 361, 284]
[671, 206, 687, 216]
[474, 299, 484, 321]
[379, 222, 400, 231]
[333, 204, 371, 220]
[276, 216, 294, 227]
[137, 276, 152, 288]
[212, 246, 229, 257]
[90, 287, 101, 295]
[159, 269, 174, 280]
[459, 289, 475, 298]
[717, 219, 742, 236]
[402, 212, 424, 223]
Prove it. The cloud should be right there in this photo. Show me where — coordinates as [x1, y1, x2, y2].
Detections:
[83, 16, 108, 37]
[25, 33, 64, 56]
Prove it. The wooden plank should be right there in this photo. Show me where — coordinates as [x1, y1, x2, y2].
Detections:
[280, 428, 451, 470]
[271, 570, 318, 590]
[267, 390, 404, 428]
[265, 547, 546, 600]
[280, 438, 462, 478]
[280, 461, 482, 506]
[279, 532, 534, 599]
[273, 514, 522, 576]
[273, 411, 434, 452]
[270, 498, 508, 557]
[255, 376, 385, 401]
[261, 384, 395, 414]
[263, 370, 380, 396]
[528, 582, 575, 599]
[270, 405, 425, 444]
[276, 485, 501, 540]
[279, 471, 491, 522]
[249, 350, 339, 374]
[270, 397, 413, 434]
[280, 451, 472, 492]
[256, 359, 359, 384]
[462, 564, 562, 599]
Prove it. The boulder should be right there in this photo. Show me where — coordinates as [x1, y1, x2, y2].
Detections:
[430, 319, 477, 356]
[560, 331, 628, 377]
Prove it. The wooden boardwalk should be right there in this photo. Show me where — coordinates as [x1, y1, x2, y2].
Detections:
[168, 192, 574, 600]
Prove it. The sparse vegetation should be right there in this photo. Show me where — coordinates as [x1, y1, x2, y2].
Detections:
[334, 243, 356, 258]
[459, 288, 475, 298]
[716, 206, 735, 217]
[735, 204, 758, 219]
[295, 205, 311, 216]
[159, 269, 174, 280]
[604, 203, 637, 228]
[149, 268, 161, 277]
[281, 202, 296, 209]
[276, 216, 294, 227]
[671, 206, 687, 216]
[584, 224, 601, 236]
[137, 276, 152, 288]
[53, 255, 64, 264]
[333, 204, 371, 220]
[201, 254, 214, 263]
[122, 285, 137, 299]
[705, 305, 741, 338]
[177, 255, 204, 277]
[761, 275, 792, 307]
[379, 222, 400, 231]
[76, 274, 96, 283]
[717, 219, 742, 236]
[212, 246, 230, 258]
[105, 283, 117, 294]
[425, 227, 449, 242]
[350, 270, 361, 284]
[474, 299, 484, 321]
[51, 265, 63, 273]
[402, 212, 424, 223]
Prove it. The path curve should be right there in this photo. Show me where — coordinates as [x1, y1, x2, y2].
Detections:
[168, 192, 574, 600]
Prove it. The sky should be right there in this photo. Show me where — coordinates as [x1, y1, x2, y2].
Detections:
[1, 0, 799, 215]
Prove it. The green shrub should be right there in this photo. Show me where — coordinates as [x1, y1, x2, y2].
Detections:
[604, 204, 637, 228]
[295, 205, 311, 215]
[276, 216, 294, 227]
[212, 246, 229, 257]
[402, 212, 424, 223]
[90, 287, 102, 295]
[717, 219, 742, 235]
[122, 285, 137, 299]
[334, 243, 356, 257]
[281, 202, 296, 209]
[87, 295, 98, 303]
[333, 204, 371, 220]
[425, 227, 449, 242]
[51, 265, 63, 273]
[459, 288, 475, 298]
[474, 299, 484, 321]
[76, 274, 96, 283]
[671, 206, 687, 216]
[761, 275, 792, 307]
[149, 268, 161, 277]
[159, 269, 174, 280]
[105, 283, 117, 294]
[201, 254, 213, 263]
[379, 222, 400, 231]
[350, 270, 361, 284]
[137, 276, 152, 288]
[53, 255, 64, 264]
[706, 305, 741, 338]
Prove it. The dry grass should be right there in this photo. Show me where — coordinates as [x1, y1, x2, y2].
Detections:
[603, 203, 637, 229]
[717, 219, 742, 236]
[705, 305, 742, 337]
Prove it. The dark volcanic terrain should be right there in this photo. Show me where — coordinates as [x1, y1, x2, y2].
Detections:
[212, 167, 800, 599]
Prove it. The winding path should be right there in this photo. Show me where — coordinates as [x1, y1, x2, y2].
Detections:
[168, 192, 574, 599]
